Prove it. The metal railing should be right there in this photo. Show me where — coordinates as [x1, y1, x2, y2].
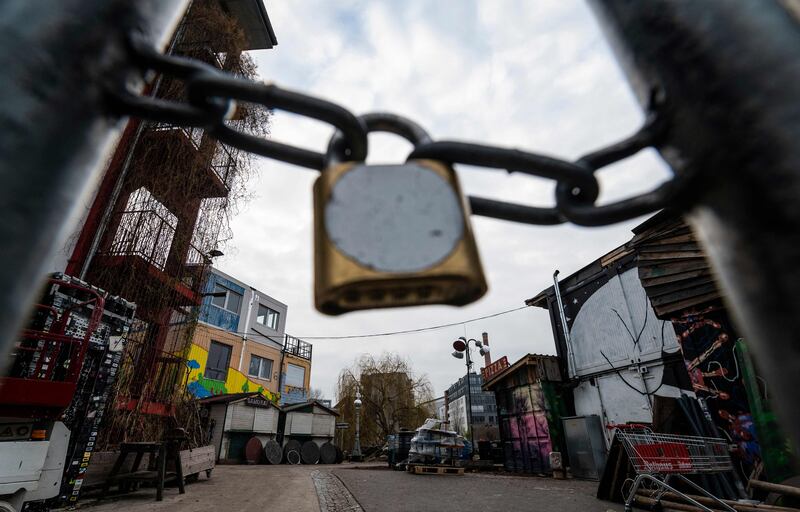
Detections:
[105, 209, 177, 270]
[284, 334, 312, 360]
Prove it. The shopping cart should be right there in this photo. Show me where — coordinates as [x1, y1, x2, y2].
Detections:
[614, 427, 736, 512]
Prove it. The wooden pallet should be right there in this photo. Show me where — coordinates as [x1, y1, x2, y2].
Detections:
[410, 465, 464, 476]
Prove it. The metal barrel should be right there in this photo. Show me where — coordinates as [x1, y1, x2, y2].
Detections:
[283, 440, 302, 464]
[244, 436, 263, 464]
[301, 441, 320, 465]
[263, 439, 282, 465]
[319, 442, 337, 465]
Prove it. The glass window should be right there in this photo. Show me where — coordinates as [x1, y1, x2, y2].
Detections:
[285, 363, 305, 388]
[211, 283, 227, 308]
[205, 341, 232, 381]
[210, 283, 242, 313]
[256, 304, 280, 330]
[248, 355, 273, 380]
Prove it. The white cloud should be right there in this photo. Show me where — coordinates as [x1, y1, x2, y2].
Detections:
[216, 0, 672, 401]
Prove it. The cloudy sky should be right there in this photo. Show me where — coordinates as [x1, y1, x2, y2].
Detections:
[215, 0, 672, 400]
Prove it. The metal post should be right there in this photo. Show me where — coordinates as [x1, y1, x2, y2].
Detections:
[464, 346, 475, 448]
[552, 270, 576, 379]
[0, 0, 190, 372]
[588, 0, 800, 451]
[353, 389, 362, 461]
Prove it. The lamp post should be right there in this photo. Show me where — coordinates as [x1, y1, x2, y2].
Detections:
[451, 336, 489, 449]
[353, 389, 362, 461]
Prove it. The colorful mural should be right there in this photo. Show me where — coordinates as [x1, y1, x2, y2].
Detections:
[184, 343, 279, 403]
[672, 305, 760, 477]
[496, 383, 555, 473]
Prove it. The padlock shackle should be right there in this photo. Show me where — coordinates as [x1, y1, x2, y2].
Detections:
[324, 112, 432, 168]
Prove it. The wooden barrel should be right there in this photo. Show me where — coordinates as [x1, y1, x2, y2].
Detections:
[319, 442, 337, 464]
[283, 440, 302, 463]
[263, 439, 282, 465]
[301, 441, 320, 464]
[286, 449, 301, 465]
[244, 436, 263, 464]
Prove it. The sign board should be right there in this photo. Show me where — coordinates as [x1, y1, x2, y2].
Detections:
[481, 355, 510, 383]
[246, 396, 272, 409]
[335, 422, 350, 430]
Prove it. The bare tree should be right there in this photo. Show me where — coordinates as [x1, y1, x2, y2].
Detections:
[335, 352, 433, 452]
[308, 388, 325, 400]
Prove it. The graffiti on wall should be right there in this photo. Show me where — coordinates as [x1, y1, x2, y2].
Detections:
[184, 343, 279, 403]
[672, 306, 760, 474]
[497, 384, 554, 473]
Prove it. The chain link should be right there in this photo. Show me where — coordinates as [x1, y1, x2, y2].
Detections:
[111, 37, 689, 227]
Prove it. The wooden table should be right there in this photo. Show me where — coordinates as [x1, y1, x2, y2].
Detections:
[102, 441, 185, 501]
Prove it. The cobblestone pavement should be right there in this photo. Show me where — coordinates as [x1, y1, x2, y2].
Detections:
[312, 470, 364, 512]
[333, 467, 623, 512]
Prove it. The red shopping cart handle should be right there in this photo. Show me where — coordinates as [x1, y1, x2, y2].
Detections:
[606, 423, 650, 430]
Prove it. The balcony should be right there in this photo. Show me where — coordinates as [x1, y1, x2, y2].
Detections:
[136, 126, 235, 204]
[284, 335, 312, 360]
[90, 209, 211, 314]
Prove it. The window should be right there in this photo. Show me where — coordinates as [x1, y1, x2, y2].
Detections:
[248, 355, 273, 380]
[256, 304, 280, 330]
[205, 341, 232, 381]
[210, 283, 242, 313]
[285, 363, 306, 388]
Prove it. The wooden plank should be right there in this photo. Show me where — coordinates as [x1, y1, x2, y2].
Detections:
[646, 276, 718, 298]
[411, 465, 464, 475]
[638, 250, 706, 261]
[641, 268, 712, 287]
[654, 292, 721, 317]
[650, 283, 719, 306]
[638, 242, 701, 253]
[639, 259, 709, 278]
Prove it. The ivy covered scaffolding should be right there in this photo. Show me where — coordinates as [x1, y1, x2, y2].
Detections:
[64, 0, 273, 448]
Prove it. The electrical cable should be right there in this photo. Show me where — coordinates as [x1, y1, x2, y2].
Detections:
[220, 304, 532, 341]
[599, 350, 665, 397]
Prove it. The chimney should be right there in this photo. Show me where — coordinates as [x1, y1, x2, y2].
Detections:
[482, 332, 491, 367]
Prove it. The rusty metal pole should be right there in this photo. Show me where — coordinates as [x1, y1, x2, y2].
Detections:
[588, 0, 800, 451]
[0, 0, 190, 372]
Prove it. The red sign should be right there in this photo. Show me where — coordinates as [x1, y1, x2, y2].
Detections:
[481, 356, 510, 382]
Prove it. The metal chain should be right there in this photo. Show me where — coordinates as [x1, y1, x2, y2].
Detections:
[111, 36, 691, 227]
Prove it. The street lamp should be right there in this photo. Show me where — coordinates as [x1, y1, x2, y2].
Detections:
[450, 336, 488, 449]
[353, 389, 363, 461]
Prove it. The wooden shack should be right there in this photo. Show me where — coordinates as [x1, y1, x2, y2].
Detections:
[482, 354, 567, 474]
[281, 400, 338, 446]
[199, 392, 281, 463]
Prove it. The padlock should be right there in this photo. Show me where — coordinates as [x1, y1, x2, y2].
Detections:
[314, 112, 487, 315]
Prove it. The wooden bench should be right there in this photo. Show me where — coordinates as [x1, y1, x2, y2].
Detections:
[102, 441, 185, 501]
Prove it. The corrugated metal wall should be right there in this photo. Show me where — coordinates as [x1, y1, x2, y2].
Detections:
[570, 269, 679, 376]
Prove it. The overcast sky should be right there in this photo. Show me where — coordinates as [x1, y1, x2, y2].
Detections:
[215, 0, 672, 400]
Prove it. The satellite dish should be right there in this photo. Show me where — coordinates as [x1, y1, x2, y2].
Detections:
[452, 338, 467, 352]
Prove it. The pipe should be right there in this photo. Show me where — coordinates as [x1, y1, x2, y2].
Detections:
[588, 0, 800, 454]
[0, 0, 190, 375]
[553, 270, 577, 378]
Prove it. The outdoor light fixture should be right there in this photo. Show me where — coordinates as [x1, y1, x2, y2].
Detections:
[206, 249, 224, 259]
[451, 350, 464, 359]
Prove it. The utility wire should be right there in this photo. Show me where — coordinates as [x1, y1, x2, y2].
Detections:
[296, 305, 533, 340]
[217, 304, 532, 342]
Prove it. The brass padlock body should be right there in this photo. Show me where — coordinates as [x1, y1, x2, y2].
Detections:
[314, 158, 487, 315]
